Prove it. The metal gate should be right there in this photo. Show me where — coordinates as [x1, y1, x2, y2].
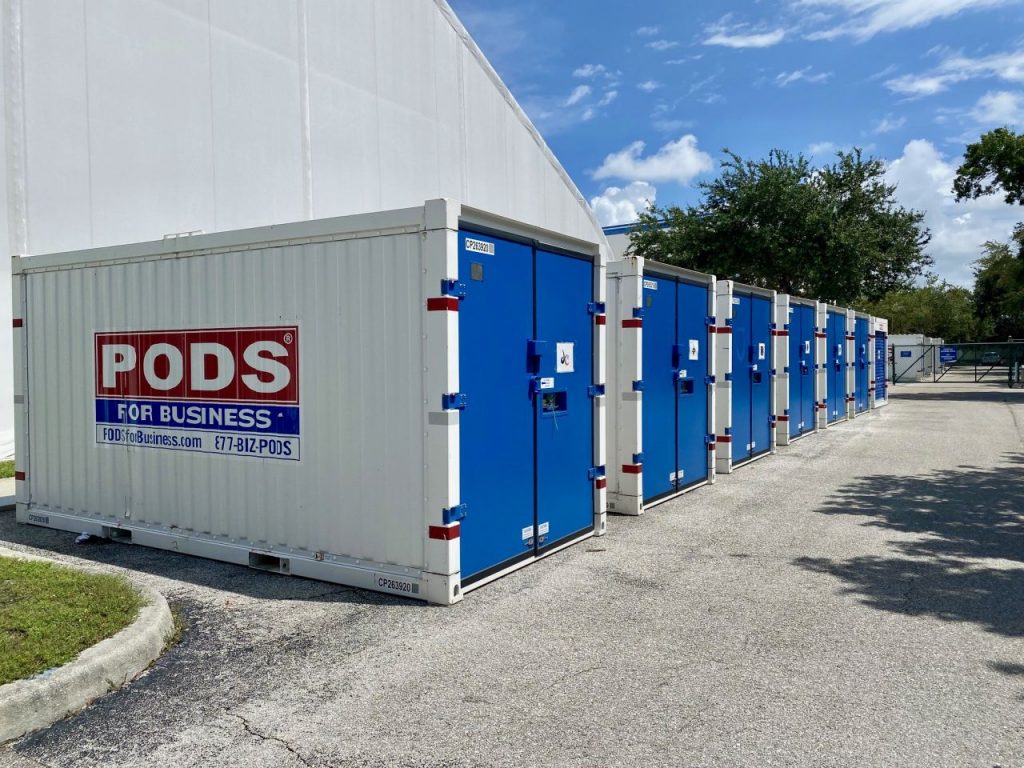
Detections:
[892, 341, 1024, 385]
[458, 229, 595, 584]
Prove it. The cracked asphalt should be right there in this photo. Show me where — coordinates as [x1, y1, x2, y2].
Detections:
[2, 381, 1023, 767]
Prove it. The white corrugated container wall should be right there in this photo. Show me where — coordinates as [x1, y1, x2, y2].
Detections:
[605, 257, 642, 516]
[0, 0, 612, 471]
[815, 302, 829, 430]
[12, 200, 607, 604]
[845, 308, 857, 419]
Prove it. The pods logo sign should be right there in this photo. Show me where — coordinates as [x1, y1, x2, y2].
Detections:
[94, 327, 301, 461]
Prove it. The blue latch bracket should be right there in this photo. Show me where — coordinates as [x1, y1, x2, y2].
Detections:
[587, 301, 607, 316]
[442, 503, 468, 525]
[440, 279, 467, 299]
[588, 384, 606, 397]
[632, 380, 645, 392]
[587, 465, 607, 480]
[441, 392, 468, 410]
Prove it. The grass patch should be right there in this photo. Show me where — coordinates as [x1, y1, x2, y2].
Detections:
[0, 557, 144, 686]
[0, 460, 13, 479]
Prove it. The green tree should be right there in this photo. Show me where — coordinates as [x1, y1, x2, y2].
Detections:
[629, 148, 931, 304]
[953, 128, 1024, 206]
[972, 236, 1024, 340]
[856, 276, 981, 341]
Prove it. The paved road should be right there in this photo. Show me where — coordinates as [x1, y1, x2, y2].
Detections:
[2, 382, 1022, 767]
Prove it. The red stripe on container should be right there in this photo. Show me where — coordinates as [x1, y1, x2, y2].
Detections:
[595, 477, 607, 489]
[708, 444, 716, 451]
[12, 318, 23, 328]
[717, 435, 732, 443]
[815, 333, 827, 338]
[14, 471, 26, 481]
[426, 297, 459, 312]
[778, 415, 790, 422]
[708, 326, 717, 334]
[771, 330, 789, 337]
[716, 326, 733, 334]
[428, 524, 460, 540]
[595, 315, 607, 326]
[622, 464, 643, 474]
[622, 318, 642, 329]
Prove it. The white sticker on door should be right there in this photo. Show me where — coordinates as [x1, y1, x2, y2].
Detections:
[522, 526, 533, 541]
[689, 339, 699, 361]
[556, 342, 575, 373]
[538, 521, 550, 536]
[758, 342, 766, 360]
[643, 279, 658, 290]
[539, 377, 555, 390]
[805, 340, 811, 355]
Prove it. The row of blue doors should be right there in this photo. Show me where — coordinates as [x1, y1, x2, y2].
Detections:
[457, 229, 594, 585]
[641, 272, 712, 502]
[787, 302, 816, 438]
[731, 291, 772, 463]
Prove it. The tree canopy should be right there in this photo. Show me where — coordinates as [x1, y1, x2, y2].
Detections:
[628, 148, 931, 305]
[855, 277, 979, 342]
[953, 127, 1024, 206]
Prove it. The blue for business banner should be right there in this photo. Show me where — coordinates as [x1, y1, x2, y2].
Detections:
[95, 399, 299, 435]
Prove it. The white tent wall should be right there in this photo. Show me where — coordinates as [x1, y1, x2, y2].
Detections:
[1, 1, 15, 458]
[0, 0, 609, 463]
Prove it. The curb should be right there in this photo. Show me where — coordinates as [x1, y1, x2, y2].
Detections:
[0, 547, 175, 744]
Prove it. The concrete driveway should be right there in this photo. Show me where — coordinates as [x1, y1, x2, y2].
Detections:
[2, 382, 1022, 767]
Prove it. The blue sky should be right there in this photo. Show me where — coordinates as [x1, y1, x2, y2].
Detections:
[449, 0, 1024, 285]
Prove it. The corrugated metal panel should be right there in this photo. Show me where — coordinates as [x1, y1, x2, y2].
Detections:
[23, 230, 428, 570]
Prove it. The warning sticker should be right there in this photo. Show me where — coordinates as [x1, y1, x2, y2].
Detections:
[758, 342, 766, 360]
[556, 342, 575, 373]
[689, 339, 699, 361]
[643, 279, 658, 290]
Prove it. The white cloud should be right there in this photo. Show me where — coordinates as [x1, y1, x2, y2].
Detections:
[597, 90, 619, 107]
[565, 85, 592, 106]
[582, 107, 596, 122]
[653, 118, 692, 133]
[638, 80, 663, 93]
[590, 181, 658, 227]
[636, 26, 661, 36]
[885, 139, 1022, 285]
[798, 0, 1013, 42]
[646, 40, 679, 51]
[775, 66, 832, 86]
[808, 141, 839, 156]
[885, 47, 1024, 97]
[666, 55, 704, 64]
[593, 135, 714, 185]
[704, 16, 786, 48]
[969, 90, 1024, 126]
[574, 64, 607, 78]
[872, 115, 907, 133]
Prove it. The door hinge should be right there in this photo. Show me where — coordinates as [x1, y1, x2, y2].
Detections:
[632, 380, 645, 392]
[704, 433, 716, 445]
[442, 503, 468, 524]
[441, 392, 468, 410]
[587, 301, 606, 315]
[705, 315, 716, 326]
[588, 384, 606, 397]
[632, 452, 644, 464]
[632, 307, 645, 319]
[705, 375, 716, 385]
[587, 465, 606, 480]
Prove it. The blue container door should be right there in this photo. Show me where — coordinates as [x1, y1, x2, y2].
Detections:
[749, 295, 772, 457]
[787, 306, 804, 439]
[676, 280, 711, 489]
[731, 295, 752, 462]
[535, 248, 595, 552]
[640, 275, 677, 501]
[855, 317, 869, 412]
[827, 311, 845, 422]
[875, 334, 887, 401]
[798, 304, 817, 435]
[458, 231, 537, 582]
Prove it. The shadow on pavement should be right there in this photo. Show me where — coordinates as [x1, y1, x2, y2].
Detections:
[794, 454, 1024, 640]
[0, 509, 420, 608]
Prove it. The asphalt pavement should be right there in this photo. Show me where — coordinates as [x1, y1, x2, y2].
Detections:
[1, 381, 1022, 767]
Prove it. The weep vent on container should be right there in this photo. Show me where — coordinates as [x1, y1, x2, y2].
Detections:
[11, 199, 607, 604]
